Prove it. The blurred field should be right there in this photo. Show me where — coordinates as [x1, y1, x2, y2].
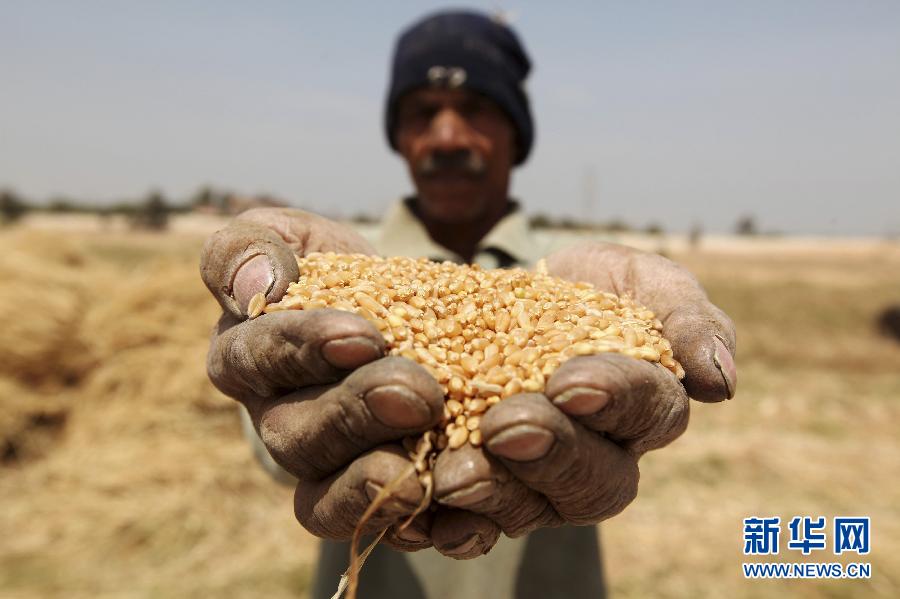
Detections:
[1, 217, 898, 598]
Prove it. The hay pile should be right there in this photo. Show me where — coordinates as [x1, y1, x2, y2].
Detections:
[0, 231, 94, 463]
[0, 229, 317, 598]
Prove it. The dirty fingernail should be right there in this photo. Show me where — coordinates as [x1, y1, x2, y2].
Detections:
[395, 524, 429, 544]
[552, 387, 611, 416]
[486, 424, 555, 461]
[436, 480, 495, 508]
[713, 336, 737, 399]
[365, 384, 433, 429]
[233, 254, 274, 314]
[321, 337, 383, 370]
[442, 533, 481, 557]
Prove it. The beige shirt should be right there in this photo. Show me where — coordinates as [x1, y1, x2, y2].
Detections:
[375, 198, 542, 268]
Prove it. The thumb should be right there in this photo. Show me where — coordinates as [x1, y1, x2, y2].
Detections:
[200, 220, 299, 319]
[663, 303, 737, 403]
[200, 208, 378, 320]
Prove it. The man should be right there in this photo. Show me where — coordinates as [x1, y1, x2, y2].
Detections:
[200, 10, 737, 599]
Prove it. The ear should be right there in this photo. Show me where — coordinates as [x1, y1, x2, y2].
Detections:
[507, 133, 521, 169]
[503, 115, 521, 166]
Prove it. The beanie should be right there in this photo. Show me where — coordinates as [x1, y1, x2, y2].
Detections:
[384, 10, 534, 165]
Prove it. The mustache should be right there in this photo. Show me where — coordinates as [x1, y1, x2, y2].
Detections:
[416, 150, 486, 178]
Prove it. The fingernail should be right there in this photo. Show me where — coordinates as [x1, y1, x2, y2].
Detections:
[436, 480, 495, 508]
[233, 254, 274, 314]
[552, 387, 611, 416]
[395, 523, 429, 544]
[485, 424, 555, 462]
[442, 533, 481, 557]
[365, 384, 433, 429]
[713, 336, 737, 399]
[321, 337, 382, 370]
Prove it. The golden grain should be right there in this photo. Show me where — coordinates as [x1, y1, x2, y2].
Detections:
[448, 427, 469, 449]
[264, 253, 683, 450]
[247, 292, 266, 319]
[468, 398, 488, 414]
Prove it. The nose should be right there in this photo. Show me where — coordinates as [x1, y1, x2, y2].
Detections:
[428, 108, 474, 152]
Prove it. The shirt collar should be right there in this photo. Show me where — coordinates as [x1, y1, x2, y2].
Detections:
[374, 198, 539, 267]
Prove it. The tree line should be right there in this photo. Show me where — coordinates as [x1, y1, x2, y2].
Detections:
[1, 187, 773, 237]
[0, 187, 253, 230]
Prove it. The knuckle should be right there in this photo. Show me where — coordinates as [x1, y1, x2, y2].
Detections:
[258, 404, 327, 481]
[647, 389, 690, 449]
[496, 497, 552, 537]
[206, 333, 252, 400]
[563, 463, 639, 524]
[328, 396, 372, 455]
[237, 206, 284, 222]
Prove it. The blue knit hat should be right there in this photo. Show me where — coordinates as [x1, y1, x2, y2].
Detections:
[385, 10, 535, 165]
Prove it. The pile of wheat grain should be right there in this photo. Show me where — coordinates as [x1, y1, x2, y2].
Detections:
[262, 252, 683, 453]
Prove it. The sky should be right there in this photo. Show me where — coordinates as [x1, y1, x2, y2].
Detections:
[1, 1, 898, 235]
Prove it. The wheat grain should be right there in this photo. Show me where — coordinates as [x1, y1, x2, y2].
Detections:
[265, 253, 684, 448]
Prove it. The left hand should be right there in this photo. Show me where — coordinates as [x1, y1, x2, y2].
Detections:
[429, 241, 737, 549]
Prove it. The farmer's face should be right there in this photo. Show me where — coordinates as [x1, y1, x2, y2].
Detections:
[394, 87, 516, 224]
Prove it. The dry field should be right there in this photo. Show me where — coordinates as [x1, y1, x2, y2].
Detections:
[1, 217, 898, 598]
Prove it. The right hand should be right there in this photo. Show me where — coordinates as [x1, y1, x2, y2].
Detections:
[200, 208, 501, 557]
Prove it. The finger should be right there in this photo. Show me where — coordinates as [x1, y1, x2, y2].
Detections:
[662, 305, 737, 403]
[545, 241, 737, 402]
[432, 443, 561, 537]
[201, 208, 375, 319]
[383, 512, 434, 552]
[207, 308, 386, 401]
[431, 508, 502, 560]
[294, 445, 423, 540]
[252, 356, 444, 481]
[544, 354, 690, 455]
[480, 394, 639, 525]
[201, 220, 300, 318]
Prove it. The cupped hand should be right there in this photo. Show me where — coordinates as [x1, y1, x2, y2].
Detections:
[200, 208, 497, 553]
[431, 241, 736, 535]
[545, 241, 737, 402]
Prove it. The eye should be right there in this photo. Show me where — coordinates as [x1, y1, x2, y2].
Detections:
[416, 106, 438, 120]
[398, 103, 437, 129]
[458, 99, 483, 118]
